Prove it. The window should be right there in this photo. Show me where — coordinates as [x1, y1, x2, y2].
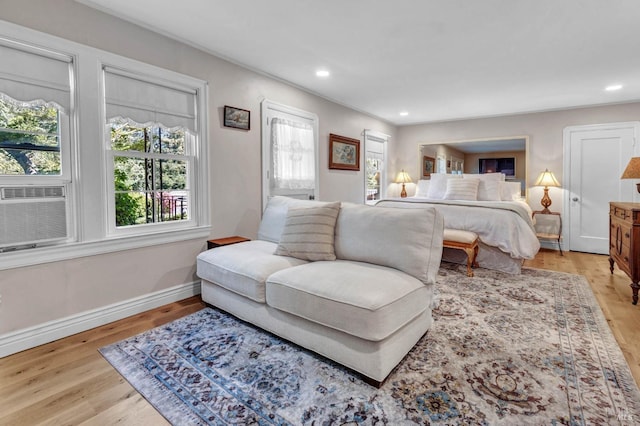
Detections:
[0, 23, 209, 269]
[104, 67, 201, 235]
[109, 120, 191, 227]
[261, 100, 318, 209]
[364, 130, 388, 204]
[0, 99, 62, 176]
[0, 42, 71, 181]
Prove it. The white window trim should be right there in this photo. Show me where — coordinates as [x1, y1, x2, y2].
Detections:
[363, 130, 389, 205]
[0, 20, 210, 271]
[261, 99, 319, 211]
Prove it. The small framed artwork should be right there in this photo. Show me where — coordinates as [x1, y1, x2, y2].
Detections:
[223, 105, 250, 130]
[422, 156, 435, 177]
[329, 133, 360, 171]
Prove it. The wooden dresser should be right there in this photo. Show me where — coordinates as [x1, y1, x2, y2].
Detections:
[609, 202, 640, 304]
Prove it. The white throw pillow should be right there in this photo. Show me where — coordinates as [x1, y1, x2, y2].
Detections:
[414, 179, 430, 197]
[426, 173, 462, 199]
[443, 178, 479, 201]
[274, 202, 341, 261]
[477, 179, 502, 201]
[258, 196, 338, 243]
[499, 181, 522, 201]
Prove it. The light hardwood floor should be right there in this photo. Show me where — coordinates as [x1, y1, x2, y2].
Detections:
[0, 250, 638, 424]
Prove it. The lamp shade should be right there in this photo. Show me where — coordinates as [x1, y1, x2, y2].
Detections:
[621, 157, 640, 179]
[534, 169, 560, 187]
[395, 170, 412, 184]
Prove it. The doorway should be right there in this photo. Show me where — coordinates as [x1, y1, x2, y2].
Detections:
[563, 122, 640, 254]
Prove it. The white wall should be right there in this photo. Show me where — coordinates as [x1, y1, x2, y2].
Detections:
[397, 102, 640, 213]
[0, 0, 395, 339]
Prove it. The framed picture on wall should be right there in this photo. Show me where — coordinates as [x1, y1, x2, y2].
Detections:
[329, 133, 360, 171]
[422, 156, 435, 177]
[223, 105, 250, 130]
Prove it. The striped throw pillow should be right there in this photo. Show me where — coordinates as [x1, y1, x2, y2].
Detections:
[443, 178, 479, 201]
[274, 202, 341, 261]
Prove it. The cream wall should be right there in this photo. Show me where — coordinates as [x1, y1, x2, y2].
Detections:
[397, 102, 640, 211]
[0, 0, 395, 338]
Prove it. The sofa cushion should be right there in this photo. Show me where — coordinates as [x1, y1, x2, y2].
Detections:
[196, 240, 308, 303]
[258, 196, 339, 243]
[266, 260, 433, 341]
[334, 203, 443, 285]
[274, 201, 340, 261]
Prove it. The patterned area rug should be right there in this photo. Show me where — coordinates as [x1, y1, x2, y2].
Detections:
[100, 265, 640, 425]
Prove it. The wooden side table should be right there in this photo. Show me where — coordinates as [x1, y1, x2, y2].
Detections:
[207, 236, 250, 250]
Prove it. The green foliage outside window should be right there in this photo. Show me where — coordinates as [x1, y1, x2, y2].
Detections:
[0, 97, 61, 175]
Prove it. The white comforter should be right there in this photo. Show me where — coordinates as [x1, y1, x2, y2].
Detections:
[375, 198, 540, 260]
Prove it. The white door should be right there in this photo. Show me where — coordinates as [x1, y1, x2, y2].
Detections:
[564, 122, 639, 254]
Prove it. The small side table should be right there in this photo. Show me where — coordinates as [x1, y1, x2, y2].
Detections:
[207, 236, 250, 250]
[532, 210, 563, 255]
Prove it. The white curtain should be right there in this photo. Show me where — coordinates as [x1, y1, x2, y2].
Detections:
[271, 117, 315, 190]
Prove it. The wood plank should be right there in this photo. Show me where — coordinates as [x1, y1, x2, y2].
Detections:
[1, 251, 639, 424]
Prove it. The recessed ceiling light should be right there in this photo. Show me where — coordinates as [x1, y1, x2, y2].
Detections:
[399, 111, 409, 116]
[316, 70, 330, 78]
[605, 84, 623, 91]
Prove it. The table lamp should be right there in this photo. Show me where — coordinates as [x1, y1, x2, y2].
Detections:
[621, 157, 640, 193]
[395, 169, 412, 198]
[534, 168, 560, 214]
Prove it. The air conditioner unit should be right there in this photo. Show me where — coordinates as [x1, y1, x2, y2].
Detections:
[0, 186, 68, 250]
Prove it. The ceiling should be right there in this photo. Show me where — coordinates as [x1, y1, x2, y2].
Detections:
[78, 0, 640, 126]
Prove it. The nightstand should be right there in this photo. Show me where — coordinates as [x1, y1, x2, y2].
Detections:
[532, 210, 562, 255]
[207, 236, 250, 250]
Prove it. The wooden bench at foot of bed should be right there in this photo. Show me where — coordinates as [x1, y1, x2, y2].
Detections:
[443, 229, 479, 277]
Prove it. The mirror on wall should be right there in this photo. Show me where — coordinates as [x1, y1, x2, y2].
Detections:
[419, 136, 528, 196]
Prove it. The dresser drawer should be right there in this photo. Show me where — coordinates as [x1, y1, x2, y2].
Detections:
[611, 205, 632, 222]
[610, 220, 632, 247]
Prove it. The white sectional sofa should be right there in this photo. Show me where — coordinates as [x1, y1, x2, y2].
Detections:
[196, 196, 444, 385]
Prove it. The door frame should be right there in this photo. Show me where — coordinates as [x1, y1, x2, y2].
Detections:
[562, 121, 640, 252]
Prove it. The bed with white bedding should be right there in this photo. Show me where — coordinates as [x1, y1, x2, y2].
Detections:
[376, 173, 540, 274]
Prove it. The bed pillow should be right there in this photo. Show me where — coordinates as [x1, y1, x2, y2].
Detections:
[463, 173, 504, 201]
[274, 201, 341, 261]
[427, 173, 462, 199]
[463, 172, 505, 181]
[414, 179, 431, 197]
[499, 181, 522, 201]
[443, 178, 479, 201]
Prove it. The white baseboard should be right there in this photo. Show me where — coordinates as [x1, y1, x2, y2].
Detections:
[0, 280, 201, 358]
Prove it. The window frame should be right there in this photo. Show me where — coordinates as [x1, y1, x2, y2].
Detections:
[363, 130, 389, 205]
[261, 99, 319, 211]
[0, 20, 210, 271]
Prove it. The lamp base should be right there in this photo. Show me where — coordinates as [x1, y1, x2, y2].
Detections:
[400, 183, 407, 198]
[540, 187, 552, 213]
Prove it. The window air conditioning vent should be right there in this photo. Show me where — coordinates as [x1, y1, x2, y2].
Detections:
[0, 186, 68, 249]
[1, 186, 65, 200]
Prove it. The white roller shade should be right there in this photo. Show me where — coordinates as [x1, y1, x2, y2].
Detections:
[104, 67, 196, 132]
[0, 43, 71, 112]
[365, 139, 385, 160]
